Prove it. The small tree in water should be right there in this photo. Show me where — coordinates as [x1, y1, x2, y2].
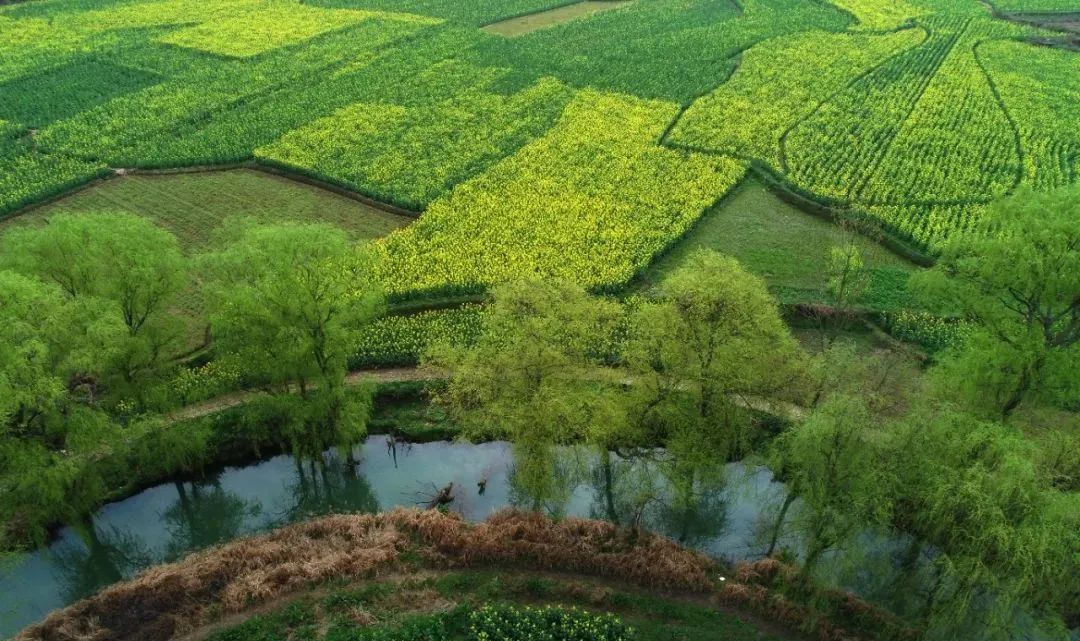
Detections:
[427, 278, 625, 513]
[623, 250, 805, 462]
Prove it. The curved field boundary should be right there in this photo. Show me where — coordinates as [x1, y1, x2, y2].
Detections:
[658, 145, 937, 265]
[657, 53, 744, 143]
[846, 33, 1025, 207]
[253, 155, 425, 217]
[749, 162, 936, 265]
[846, 20, 968, 200]
[775, 23, 931, 174]
[971, 38, 1028, 195]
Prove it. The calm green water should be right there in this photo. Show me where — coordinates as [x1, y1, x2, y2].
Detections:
[0, 437, 788, 637]
[0, 437, 1061, 640]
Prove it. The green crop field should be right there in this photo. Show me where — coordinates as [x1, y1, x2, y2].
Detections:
[642, 179, 916, 309]
[2, 3, 1079, 640]
[2, 169, 411, 249]
[1, 0, 1079, 297]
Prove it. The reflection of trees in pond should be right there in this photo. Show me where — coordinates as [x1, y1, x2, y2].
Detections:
[162, 477, 260, 561]
[508, 440, 731, 541]
[653, 450, 729, 546]
[278, 453, 378, 524]
[508, 443, 581, 516]
[587, 447, 729, 546]
[50, 516, 153, 604]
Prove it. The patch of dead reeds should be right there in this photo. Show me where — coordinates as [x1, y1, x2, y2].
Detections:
[721, 558, 918, 641]
[15, 511, 912, 641]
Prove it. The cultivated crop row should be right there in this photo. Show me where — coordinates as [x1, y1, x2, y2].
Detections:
[783, 16, 967, 201]
[855, 18, 1026, 205]
[0, 120, 106, 218]
[375, 90, 747, 298]
[259, 77, 572, 211]
[980, 39, 1080, 191]
[670, 27, 923, 164]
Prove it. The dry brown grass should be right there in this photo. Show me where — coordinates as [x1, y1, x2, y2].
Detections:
[14, 508, 716, 641]
[720, 559, 917, 641]
[15, 511, 912, 641]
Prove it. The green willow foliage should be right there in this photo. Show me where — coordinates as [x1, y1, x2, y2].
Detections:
[913, 186, 1080, 418]
[0, 214, 393, 548]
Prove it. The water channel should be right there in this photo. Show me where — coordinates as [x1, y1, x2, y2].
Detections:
[0, 436, 1062, 640]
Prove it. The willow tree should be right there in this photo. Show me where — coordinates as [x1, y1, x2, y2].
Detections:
[200, 221, 383, 460]
[427, 278, 625, 512]
[913, 186, 1080, 418]
[768, 394, 888, 571]
[0, 212, 187, 393]
[0, 271, 66, 437]
[624, 250, 804, 462]
[884, 406, 1079, 640]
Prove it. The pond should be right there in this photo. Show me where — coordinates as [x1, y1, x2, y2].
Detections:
[0, 437, 789, 638]
[0, 437, 1059, 640]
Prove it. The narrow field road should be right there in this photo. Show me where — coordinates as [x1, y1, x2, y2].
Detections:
[164, 366, 805, 425]
[164, 367, 437, 423]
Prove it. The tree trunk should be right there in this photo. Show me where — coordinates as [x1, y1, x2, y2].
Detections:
[766, 493, 797, 557]
[1001, 360, 1036, 419]
[600, 449, 619, 526]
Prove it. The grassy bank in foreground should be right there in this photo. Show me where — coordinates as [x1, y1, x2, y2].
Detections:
[15, 509, 909, 641]
[198, 570, 793, 641]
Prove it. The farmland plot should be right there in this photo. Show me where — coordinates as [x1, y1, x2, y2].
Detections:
[1, 0, 1080, 279]
[257, 77, 573, 210]
[376, 90, 746, 297]
[782, 17, 968, 202]
[155, 5, 425, 58]
[37, 18, 436, 168]
[8, 169, 410, 249]
[980, 40, 1080, 191]
[853, 18, 1027, 206]
[0, 58, 159, 128]
[0, 121, 107, 218]
[669, 27, 925, 164]
[469, 0, 852, 103]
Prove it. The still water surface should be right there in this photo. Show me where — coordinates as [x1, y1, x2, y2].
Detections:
[0, 437, 787, 637]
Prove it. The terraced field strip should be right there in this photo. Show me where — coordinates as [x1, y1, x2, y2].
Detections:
[482, 1, 633, 36]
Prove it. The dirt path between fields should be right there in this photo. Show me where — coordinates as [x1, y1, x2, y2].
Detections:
[164, 367, 436, 423]
[165, 365, 806, 426]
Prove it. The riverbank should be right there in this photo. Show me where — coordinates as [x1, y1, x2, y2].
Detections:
[12, 509, 914, 641]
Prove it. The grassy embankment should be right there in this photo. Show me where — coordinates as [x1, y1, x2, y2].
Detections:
[15, 509, 913, 641]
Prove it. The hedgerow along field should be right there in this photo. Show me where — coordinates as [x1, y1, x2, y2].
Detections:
[3, 0, 1079, 304]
